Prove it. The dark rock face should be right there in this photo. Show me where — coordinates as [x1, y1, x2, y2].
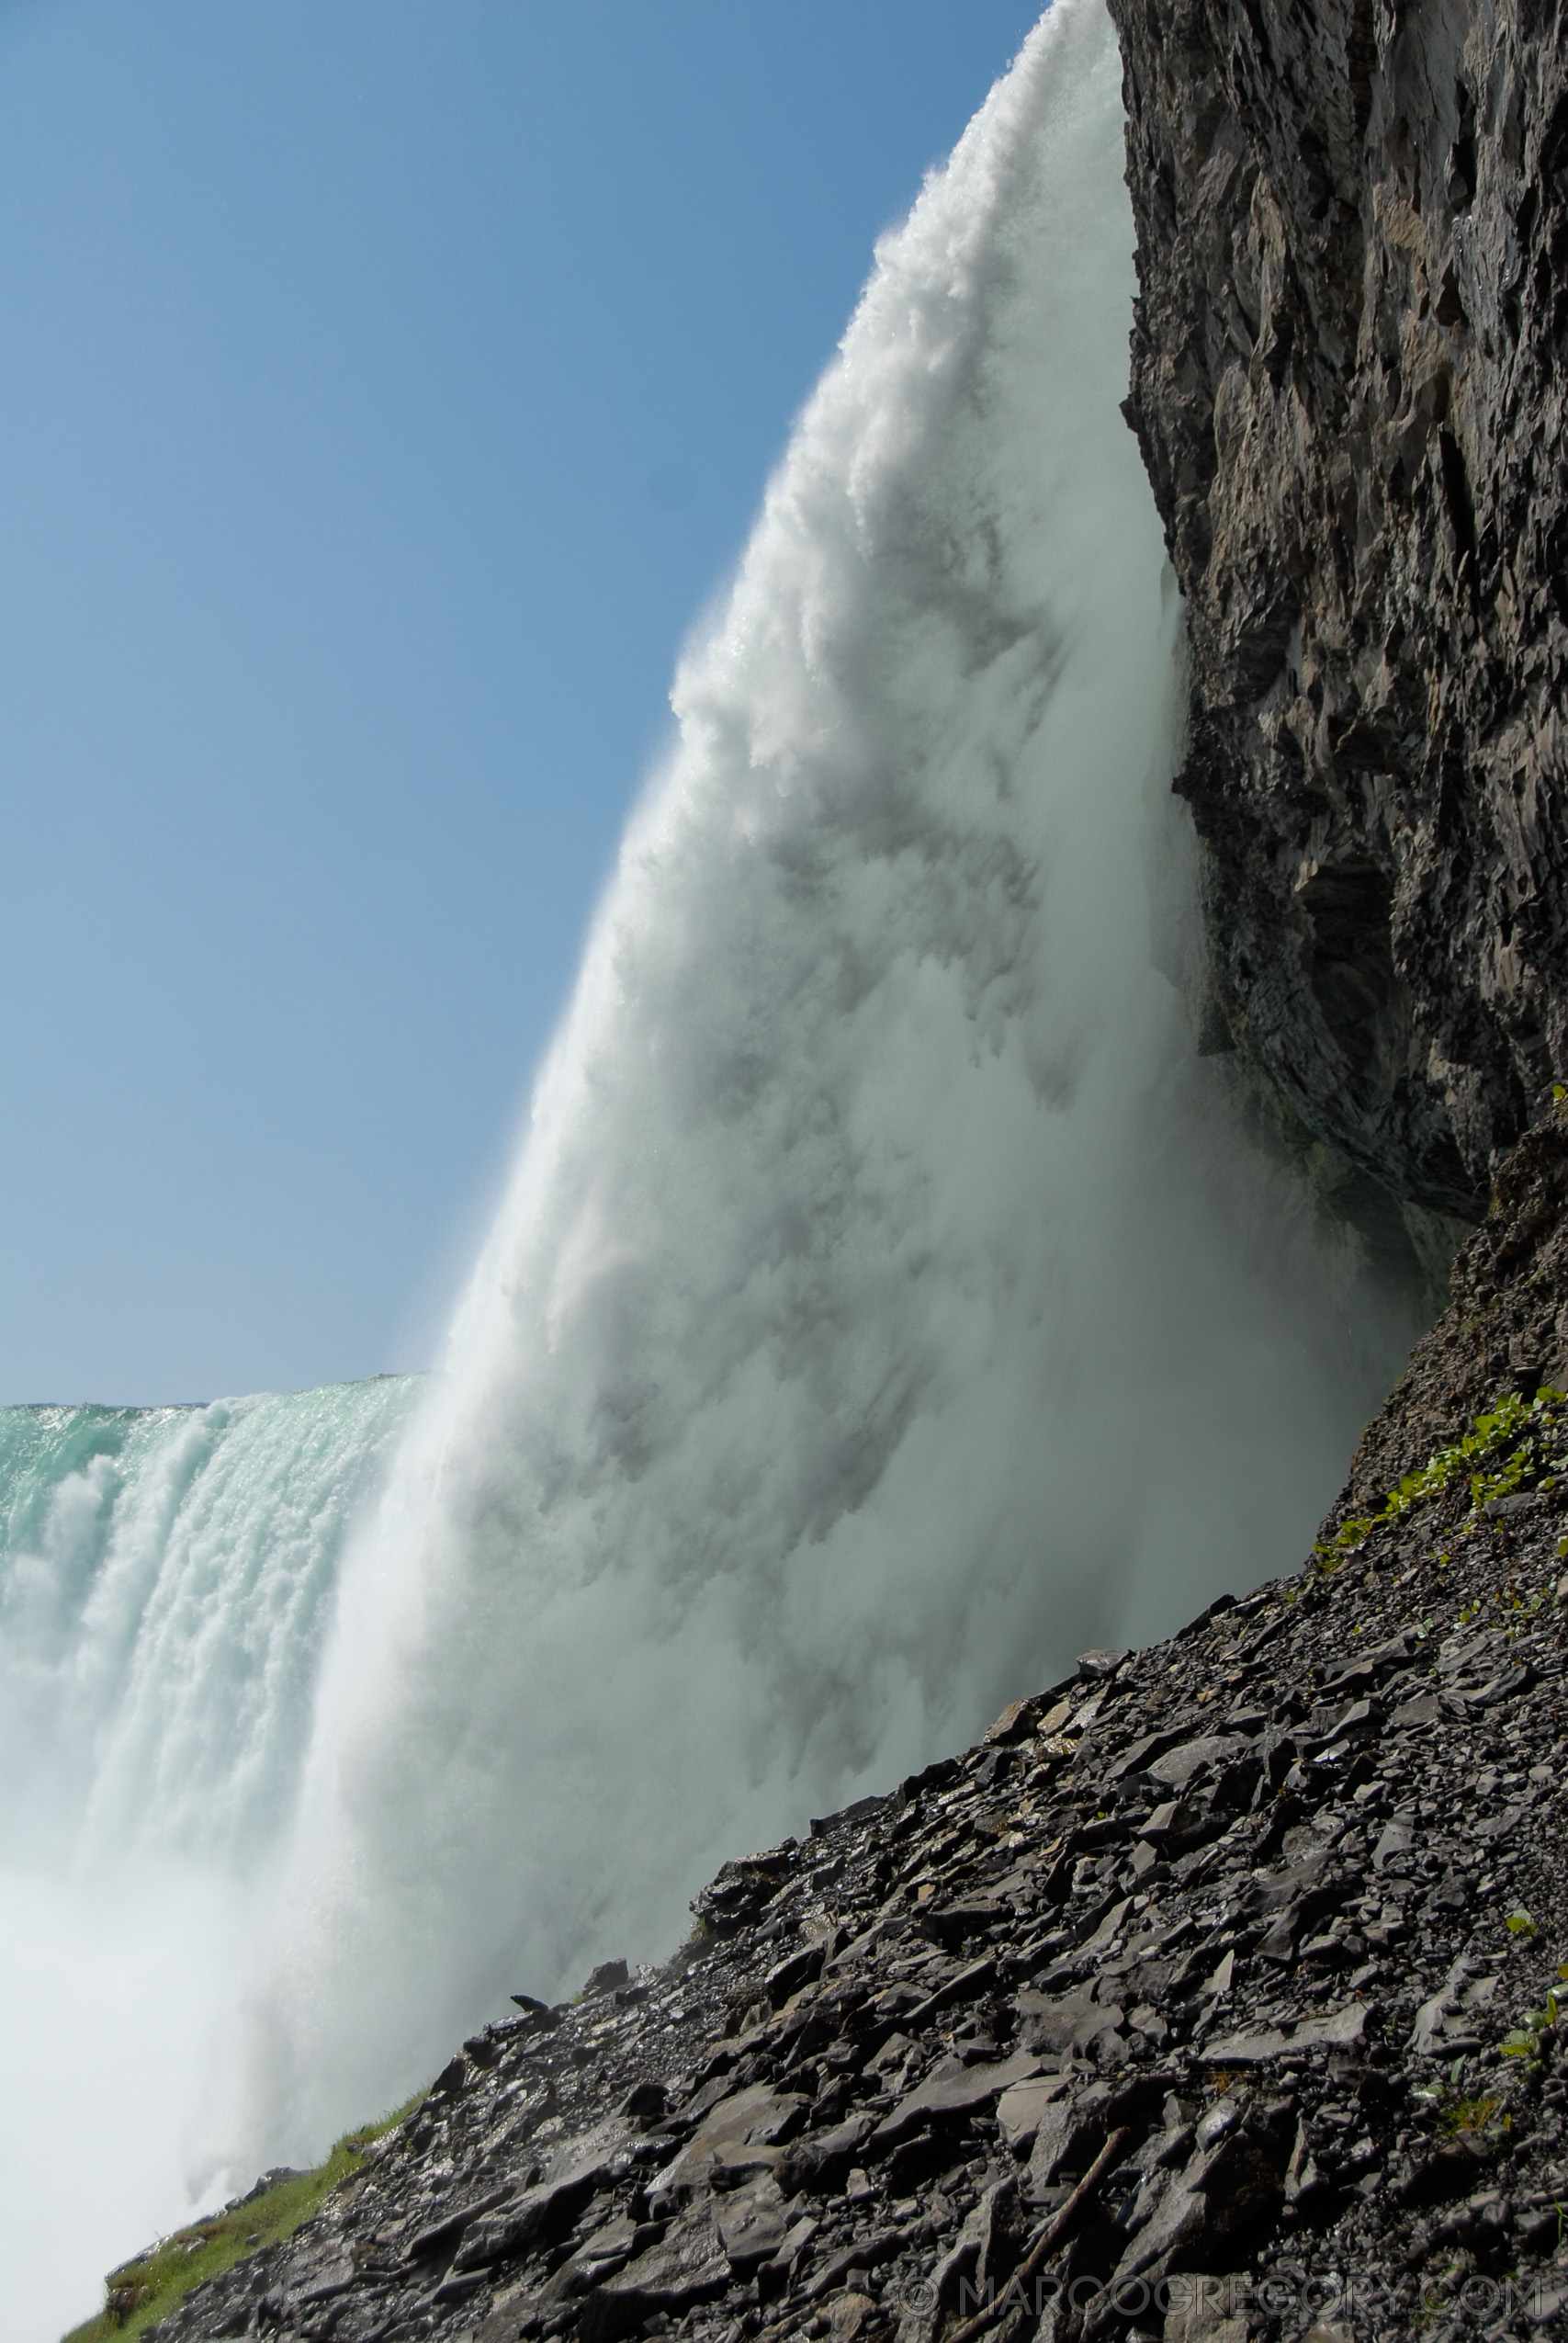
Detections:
[1333, 1096, 1568, 1520]
[1105, 0, 1568, 1217]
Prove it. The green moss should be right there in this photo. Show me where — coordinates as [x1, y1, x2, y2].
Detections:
[62, 2098, 422, 2343]
[1441, 2092, 1504, 2136]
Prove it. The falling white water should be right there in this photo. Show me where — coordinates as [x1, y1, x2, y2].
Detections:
[229, 0, 1416, 2174]
[3, 8, 1422, 2336]
[0, 1384, 417, 2343]
[0, 1385, 417, 1870]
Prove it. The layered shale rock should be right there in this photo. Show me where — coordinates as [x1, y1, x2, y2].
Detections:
[1335, 1097, 1568, 1517]
[1105, 0, 1568, 1221]
[120, 1312, 1568, 2342]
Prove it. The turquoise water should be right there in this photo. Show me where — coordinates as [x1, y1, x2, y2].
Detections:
[0, 1377, 419, 1870]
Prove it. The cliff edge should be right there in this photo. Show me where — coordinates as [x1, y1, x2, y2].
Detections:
[1106, 0, 1568, 1224]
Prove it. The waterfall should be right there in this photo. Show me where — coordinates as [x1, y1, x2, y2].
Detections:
[5, 7, 1418, 2335]
[0, 1383, 418, 1867]
[0, 1381, 416, 2341]
[228, 0, 1415, 2174]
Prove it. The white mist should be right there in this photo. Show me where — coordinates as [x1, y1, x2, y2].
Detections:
[231, 0, 1414, 2177]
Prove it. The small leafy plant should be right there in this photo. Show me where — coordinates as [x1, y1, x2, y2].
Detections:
[1314, 1388, 1568, 1567]
[1501, 1989, 1559, 2063]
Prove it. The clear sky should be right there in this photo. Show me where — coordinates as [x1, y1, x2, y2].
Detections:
[1, 0, 1044, 1406]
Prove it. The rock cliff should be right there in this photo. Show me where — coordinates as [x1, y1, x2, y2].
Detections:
[1105, 0, 1568, 1226]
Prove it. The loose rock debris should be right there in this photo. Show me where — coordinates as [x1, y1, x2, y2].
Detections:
[137, 1455, 1568, 2343]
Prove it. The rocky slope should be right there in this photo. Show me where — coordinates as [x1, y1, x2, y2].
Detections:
[1104, 0, 1568, 1226]
[118, 1170, 1568, 2343]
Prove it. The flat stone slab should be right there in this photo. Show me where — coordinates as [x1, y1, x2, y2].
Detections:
[1015, 1983, 1124, 2056]
[1204, 2004, 1368, 2065]
[996, 2073, 1069, 2151]
[1149, 1734, 1244, 1789]
[655, 2085, 810, 2199]
[872, 2048, 1041, 2145]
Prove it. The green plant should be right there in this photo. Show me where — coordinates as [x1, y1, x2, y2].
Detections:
[1314, 1389, 1568, 1567]
[62, 2096, 421, 2343]
[1441, 2093, 1503, 2135]
[1501, 1991, 1559, 2066]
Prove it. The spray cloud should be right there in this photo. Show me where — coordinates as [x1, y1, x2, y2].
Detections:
[233, 0, 1416, 2167]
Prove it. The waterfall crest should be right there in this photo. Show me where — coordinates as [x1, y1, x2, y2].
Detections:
[0, 1380, 416, 2343]
[0, 1380, 416, 1868]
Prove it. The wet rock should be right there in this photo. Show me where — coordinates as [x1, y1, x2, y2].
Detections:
[691, 1846, 797, 1933]
[1118, 2094, 1294, 2280]
[713, 2171, 790, 2271]
[409, 2183, 519, 2261]
[1148, 1736, 1245, 1792]
[985, 1691, 1062, 1745]
[764, 1942, 826, 2005]
[618, 2077, 667, 2126]
[997, 2072, 1070, 2154]
[454, 2169, 605, 2270]
[577, 2199, 731, 2337]
[1016, 1984, 1124, 2062]
[1031, 2088, 1115, 2193]
[773, 2111, 875, 2196]
[1106, 0, 1568, 1217]
[1374, 1816, 1418, 1870]
[1205, 2005, 1368, 2066]
[1163, 2273, 1253, 2343]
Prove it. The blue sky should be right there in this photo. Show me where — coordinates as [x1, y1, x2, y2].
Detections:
[1, 0, 1043, 1405]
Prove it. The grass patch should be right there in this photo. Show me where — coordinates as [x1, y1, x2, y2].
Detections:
[62, 2098, 422, 2343]
[1441, 2093, 1502, 2135]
